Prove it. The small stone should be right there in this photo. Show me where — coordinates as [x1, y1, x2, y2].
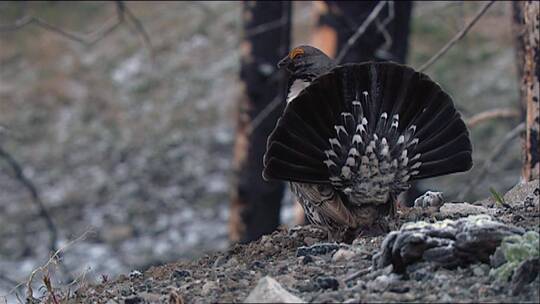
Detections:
[332, 248, 356, 262]
[129, 270, 143, 279]
[244, 276, 305, 303]
[213, 256, 227, 268]
[296, 243, 339, 257]
[172, 269, 191, 279]
[367, 273, 401, 292]
[389, 285, 410, 293]
[300, 255, 313, 265]
[304, 237, 318, 246]
[137, 292, 161, 303]
[124, 296, 143, 304]
[224, 257, 238, 267]
[316, 276, 339, 290]
[472, 265, 486, 276]
[201, 281, 217, 296]
[251, 260, 265, 269]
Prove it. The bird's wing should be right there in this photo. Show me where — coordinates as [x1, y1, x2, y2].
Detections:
[291, 183, 356, 228]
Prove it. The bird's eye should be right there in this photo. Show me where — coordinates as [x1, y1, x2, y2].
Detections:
[289, 47, 304, 60]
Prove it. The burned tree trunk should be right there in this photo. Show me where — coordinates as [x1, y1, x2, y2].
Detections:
[513, 1, 540, 181]
[229, 1, 291, 244]
[312, 1, 413, 64]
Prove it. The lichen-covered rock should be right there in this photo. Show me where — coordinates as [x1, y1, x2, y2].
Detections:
[373, 215, 524, 272]
[490, 231, 540, 284]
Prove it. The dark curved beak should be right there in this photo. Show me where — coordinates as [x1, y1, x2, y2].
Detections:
[277, 55, 291, 70]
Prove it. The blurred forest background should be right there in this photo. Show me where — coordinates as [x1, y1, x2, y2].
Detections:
[0, 1, 524, 297]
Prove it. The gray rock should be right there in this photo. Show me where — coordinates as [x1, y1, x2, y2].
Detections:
[367, 273, 401, 292]
[490, 246, 507, 268]
[172, 269, 191, 279]
[511, 257, 539, 296]
[244, 276, 305, 303]
[201, 281, 217, 296]
[439, 202, 494, 217]
[332, 248, 356, 261]
[503, 180, 540, 206]
[213, 255, 228, 268]
[316, 276, 339, 290]
[373, 215, 524, 272]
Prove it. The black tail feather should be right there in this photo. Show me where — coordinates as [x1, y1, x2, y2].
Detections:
[263, 62, 473, 184]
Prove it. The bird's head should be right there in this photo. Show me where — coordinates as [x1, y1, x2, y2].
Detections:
[278, 45, 335, 81]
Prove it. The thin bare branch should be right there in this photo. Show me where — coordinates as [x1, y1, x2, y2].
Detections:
[418, 1, 495, 72]
[123, 3, 155, 60]
[336, 1, 388, 64]
[244, 18, 287, 38]
[458, 122, 526, 201]
[0, 146, 58, 256]
[247, 96, 281, 135]
[0, 2, 152, 56]
[466, 108, 521, 128]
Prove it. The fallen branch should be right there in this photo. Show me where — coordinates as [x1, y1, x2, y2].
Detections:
[418, 1, 495, 72]
[466, 108, 521, 128]
[458, 122, 526, 201]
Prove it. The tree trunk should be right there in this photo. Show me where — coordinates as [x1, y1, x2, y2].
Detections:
[513, 1, 540, 181]
[229, 1, 291, 244]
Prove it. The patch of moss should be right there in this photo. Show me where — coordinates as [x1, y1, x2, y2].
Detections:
[490, 231, 540, 282]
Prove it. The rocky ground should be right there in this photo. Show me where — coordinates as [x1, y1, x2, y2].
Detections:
[61, 181, 539, 303]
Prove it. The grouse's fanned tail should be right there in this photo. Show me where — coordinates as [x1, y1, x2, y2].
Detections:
[263, 62, 472, 190]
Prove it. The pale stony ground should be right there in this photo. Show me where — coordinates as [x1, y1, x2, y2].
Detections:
[72, 181, 540, 303]
[0, 1, 528, 302]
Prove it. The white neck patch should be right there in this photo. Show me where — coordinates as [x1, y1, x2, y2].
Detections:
[287, 79, 311, 103]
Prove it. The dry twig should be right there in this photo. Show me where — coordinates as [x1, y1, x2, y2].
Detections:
[418, 1, 495, 72]
[458, 122, 526, 201]
[25, 230, 93, 301]
[466, 108, 521, 128]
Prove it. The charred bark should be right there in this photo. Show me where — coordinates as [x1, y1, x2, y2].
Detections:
[229, 1, 291, 244]
[513, 1, 540, 181]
